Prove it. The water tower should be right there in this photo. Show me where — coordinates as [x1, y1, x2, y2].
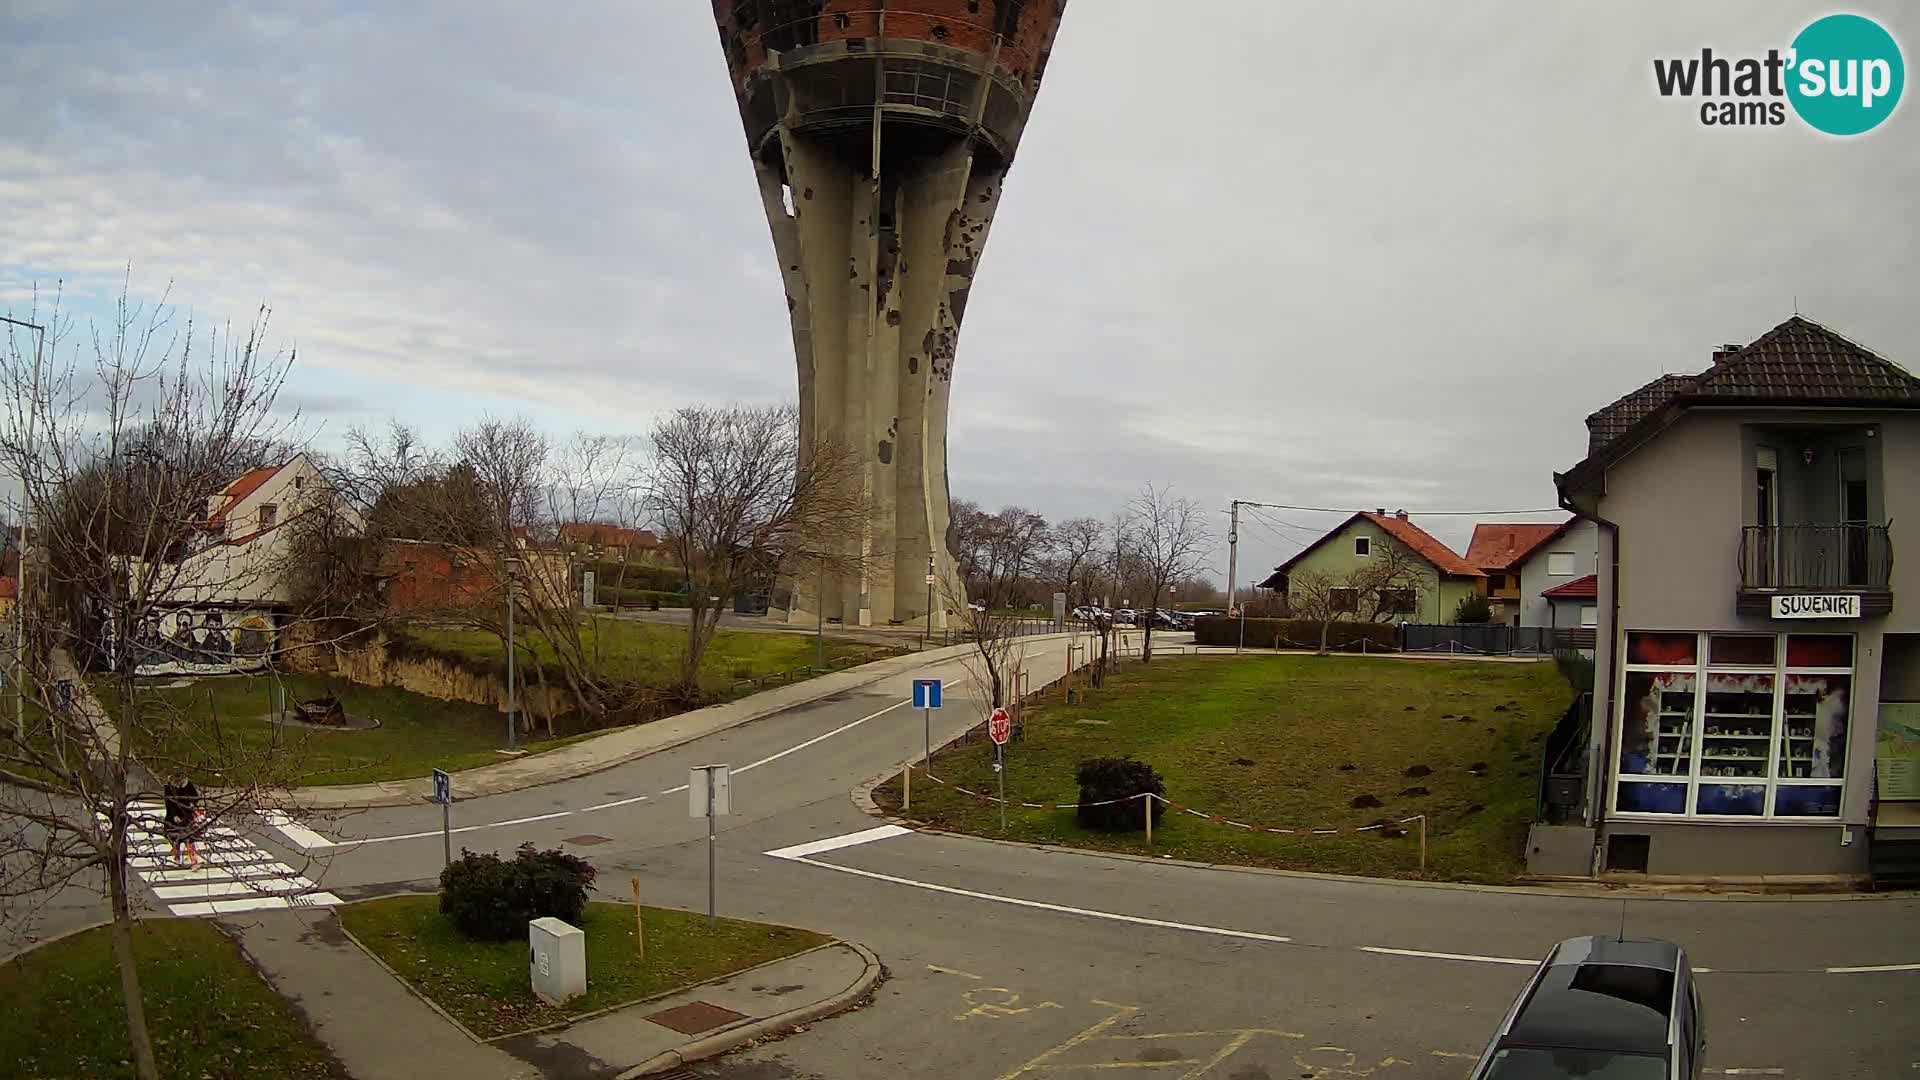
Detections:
[712, 2, 1068, 628]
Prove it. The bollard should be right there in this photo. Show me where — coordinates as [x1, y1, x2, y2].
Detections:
[630, 877, 645, 959]
[1418, 815, 1427, 871]
[903, 762, 911, 811]
[1143, 791, 1153, 848]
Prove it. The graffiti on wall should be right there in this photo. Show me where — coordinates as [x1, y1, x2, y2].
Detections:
[129, 608, 278, 676]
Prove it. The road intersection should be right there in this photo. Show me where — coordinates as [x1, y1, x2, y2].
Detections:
[144, 634, 1920, 1076]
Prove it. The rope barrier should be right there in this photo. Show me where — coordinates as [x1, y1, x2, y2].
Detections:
[902, 765, 1427, 836]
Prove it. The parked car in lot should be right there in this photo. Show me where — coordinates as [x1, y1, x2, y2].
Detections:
[1114, 608, 1137, 626]
[1468, 936, 1703, 1079]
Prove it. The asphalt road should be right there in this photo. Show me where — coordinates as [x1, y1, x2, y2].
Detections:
[83, 634, 1920, 1077]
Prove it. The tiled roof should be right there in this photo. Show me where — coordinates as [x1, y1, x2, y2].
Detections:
[1564, 316, 1920, 490]
[1464, 522, 1570, 572]
[1585, 374, 1692, 456]
[1358, 513, 1484, 577]
[1689, 315, 1920, 403]
[1541, 574, 1598, 600]
[208, 464, 283, 525]
[0, 576, 16, 600]
[1270, 511, 1483, 580]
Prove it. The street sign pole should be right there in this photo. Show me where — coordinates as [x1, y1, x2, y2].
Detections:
[997, 741, 1007, 831]
[690, 764, 731, 929]
[432, 768, 453, 866]
[923, 706, 931, 769]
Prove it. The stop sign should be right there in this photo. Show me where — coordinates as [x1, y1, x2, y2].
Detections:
[988, 707, 1011, 746]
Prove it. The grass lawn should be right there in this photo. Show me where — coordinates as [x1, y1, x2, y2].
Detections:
[875, 655, 1574, 883]
[339, 895, 831, 1038]
[403, 618, 902, 698]
[107, 673, 596, 787]
[0, 919, 345, 1080]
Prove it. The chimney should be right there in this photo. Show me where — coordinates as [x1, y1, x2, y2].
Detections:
[1395, 509, 1409, 521]
[1712, 343, 1742, 365]
[1375, 507, 1387, 515]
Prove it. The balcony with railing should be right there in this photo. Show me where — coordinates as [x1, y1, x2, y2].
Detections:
[1737, 524, 1894, 616]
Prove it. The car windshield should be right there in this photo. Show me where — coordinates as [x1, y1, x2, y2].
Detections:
[1484, 1047, 1668, 1079]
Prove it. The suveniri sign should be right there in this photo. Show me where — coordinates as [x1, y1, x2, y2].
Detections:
[1772, 594, 1862, 619]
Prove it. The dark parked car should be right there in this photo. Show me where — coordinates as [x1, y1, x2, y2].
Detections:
[1469, 936, 1704, 1079]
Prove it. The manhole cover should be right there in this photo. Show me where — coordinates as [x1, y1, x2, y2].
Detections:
[645, 1000, 748, 1035]
[562, 834, 612, 846]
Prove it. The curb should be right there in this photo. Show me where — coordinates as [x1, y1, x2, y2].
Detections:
[614, 941, 884, 1079]
[849, 768, 1905, 904]
[0, 915, 114, 967]
[290, 633, 1079, 811]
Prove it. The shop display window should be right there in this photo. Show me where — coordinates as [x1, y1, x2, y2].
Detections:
[1615, 631, 1854, 821]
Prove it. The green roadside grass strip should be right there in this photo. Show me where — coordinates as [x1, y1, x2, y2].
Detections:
[877, 655, 1573, 883]
[339, 895, 831, 1039]
[0, 920, 346, 1080]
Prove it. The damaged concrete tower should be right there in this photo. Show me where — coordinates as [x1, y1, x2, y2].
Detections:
[712, 2, 1068, 628]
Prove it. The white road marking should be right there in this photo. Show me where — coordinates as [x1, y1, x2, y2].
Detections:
[772, 851, 1292, 944]
[1358, 946, 1537, 967]
[151, 877, 316, 901]
[1710, 1069, 1786, 1076]
[330, 809, 577, 848]
[141, 862, 300, 884]
[579, 795, 650, 812]
[1826, 962, 1920, 974]
[130, 850, 277, 869]
[263, 811, 337, 851]
[765, 824, 913, 860]
[167, 892, 342, 917]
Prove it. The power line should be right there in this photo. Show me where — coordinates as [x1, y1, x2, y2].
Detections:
[1234, 499, 1564, 518]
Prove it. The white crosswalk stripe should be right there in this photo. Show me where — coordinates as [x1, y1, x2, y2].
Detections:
[106, 804, 340, 917]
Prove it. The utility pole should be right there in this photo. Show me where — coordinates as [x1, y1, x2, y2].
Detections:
[3, 316, 45, 739]
[815, 559, 825, 668]
[1226, 500, 1241, 654]
[923, 553, 934, 650]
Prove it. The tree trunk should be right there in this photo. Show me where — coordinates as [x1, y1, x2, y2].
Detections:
[1141, 618, 1154, 664]
[107, 824, 159, 1080]
[1318, 619, 1331, 655]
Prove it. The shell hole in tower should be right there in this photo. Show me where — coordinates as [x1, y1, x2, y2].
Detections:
[779, 183, 795, 217]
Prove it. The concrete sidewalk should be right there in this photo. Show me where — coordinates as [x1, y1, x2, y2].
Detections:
[225, 909, 538, 1080]
[290, 631, 1079, 811]
[495, 940, 879, 1079]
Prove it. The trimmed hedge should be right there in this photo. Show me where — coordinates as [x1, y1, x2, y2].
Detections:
[1192, 616, 1398, 652]
[1074, 757, 1165, 832]
[439, 843, 597, 940]
[581, 561, 688, 593]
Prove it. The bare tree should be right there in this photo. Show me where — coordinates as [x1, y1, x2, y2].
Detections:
[0, 282, 323, 1080]
[644, 405, 864, 698]
[1284, 542, 1428, 654]
[544, 433, 640, 675]
[1051, 517, 1105, 607]
[1124, 484, 1213, 663]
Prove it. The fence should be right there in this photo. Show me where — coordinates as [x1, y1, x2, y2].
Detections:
[1535, 692, 1592, 825]
[1396, 624, 1592, 656]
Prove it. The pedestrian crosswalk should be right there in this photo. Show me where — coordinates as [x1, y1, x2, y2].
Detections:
[99, 801, 342, 918]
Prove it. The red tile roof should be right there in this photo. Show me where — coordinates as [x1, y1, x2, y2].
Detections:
[1357, 513, 1483, 577]
[0, 576, 16, 600]
[1541, 574, 1598, 600]
[208, 464, 284, 525]
[1464, 522, 1573, 572]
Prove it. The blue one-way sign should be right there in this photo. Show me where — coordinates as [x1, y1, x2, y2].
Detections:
[912, 678, 942, 710]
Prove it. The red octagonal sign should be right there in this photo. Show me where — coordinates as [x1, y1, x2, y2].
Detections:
[988, 707, 1011, 746]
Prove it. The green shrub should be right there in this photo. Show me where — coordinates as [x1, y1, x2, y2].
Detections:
[1074, 757, 1165, 832]
[1554, 648, 1595, 695]
[439, 843, 597, 940]
[1453, 593, 1493, 624]
[1191, 616, 1397, 652]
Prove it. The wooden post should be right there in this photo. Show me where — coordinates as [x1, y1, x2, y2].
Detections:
[1143, 792, 1153, 848]
[630, 877, 645, 959]
[1418, 816, 1427, 871]
[903, 762, 911, 811]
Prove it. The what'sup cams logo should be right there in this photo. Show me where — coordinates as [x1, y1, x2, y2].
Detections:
[1654, 13, 1904, 134]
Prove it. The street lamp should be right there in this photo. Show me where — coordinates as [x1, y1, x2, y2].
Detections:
[3, 316, 45, 739]
[503, 555, 523, 750]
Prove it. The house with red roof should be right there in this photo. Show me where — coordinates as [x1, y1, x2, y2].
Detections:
[1465, 519, 1600, 630]
[1258, 510, 1484, 625]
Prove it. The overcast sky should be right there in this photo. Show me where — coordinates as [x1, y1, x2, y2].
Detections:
[3, 2, 1915, 584]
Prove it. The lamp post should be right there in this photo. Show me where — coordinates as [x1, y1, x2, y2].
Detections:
[923, 553, 934, 650]
[3, 316, 45, 739]
[503, 555, 523, 750]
